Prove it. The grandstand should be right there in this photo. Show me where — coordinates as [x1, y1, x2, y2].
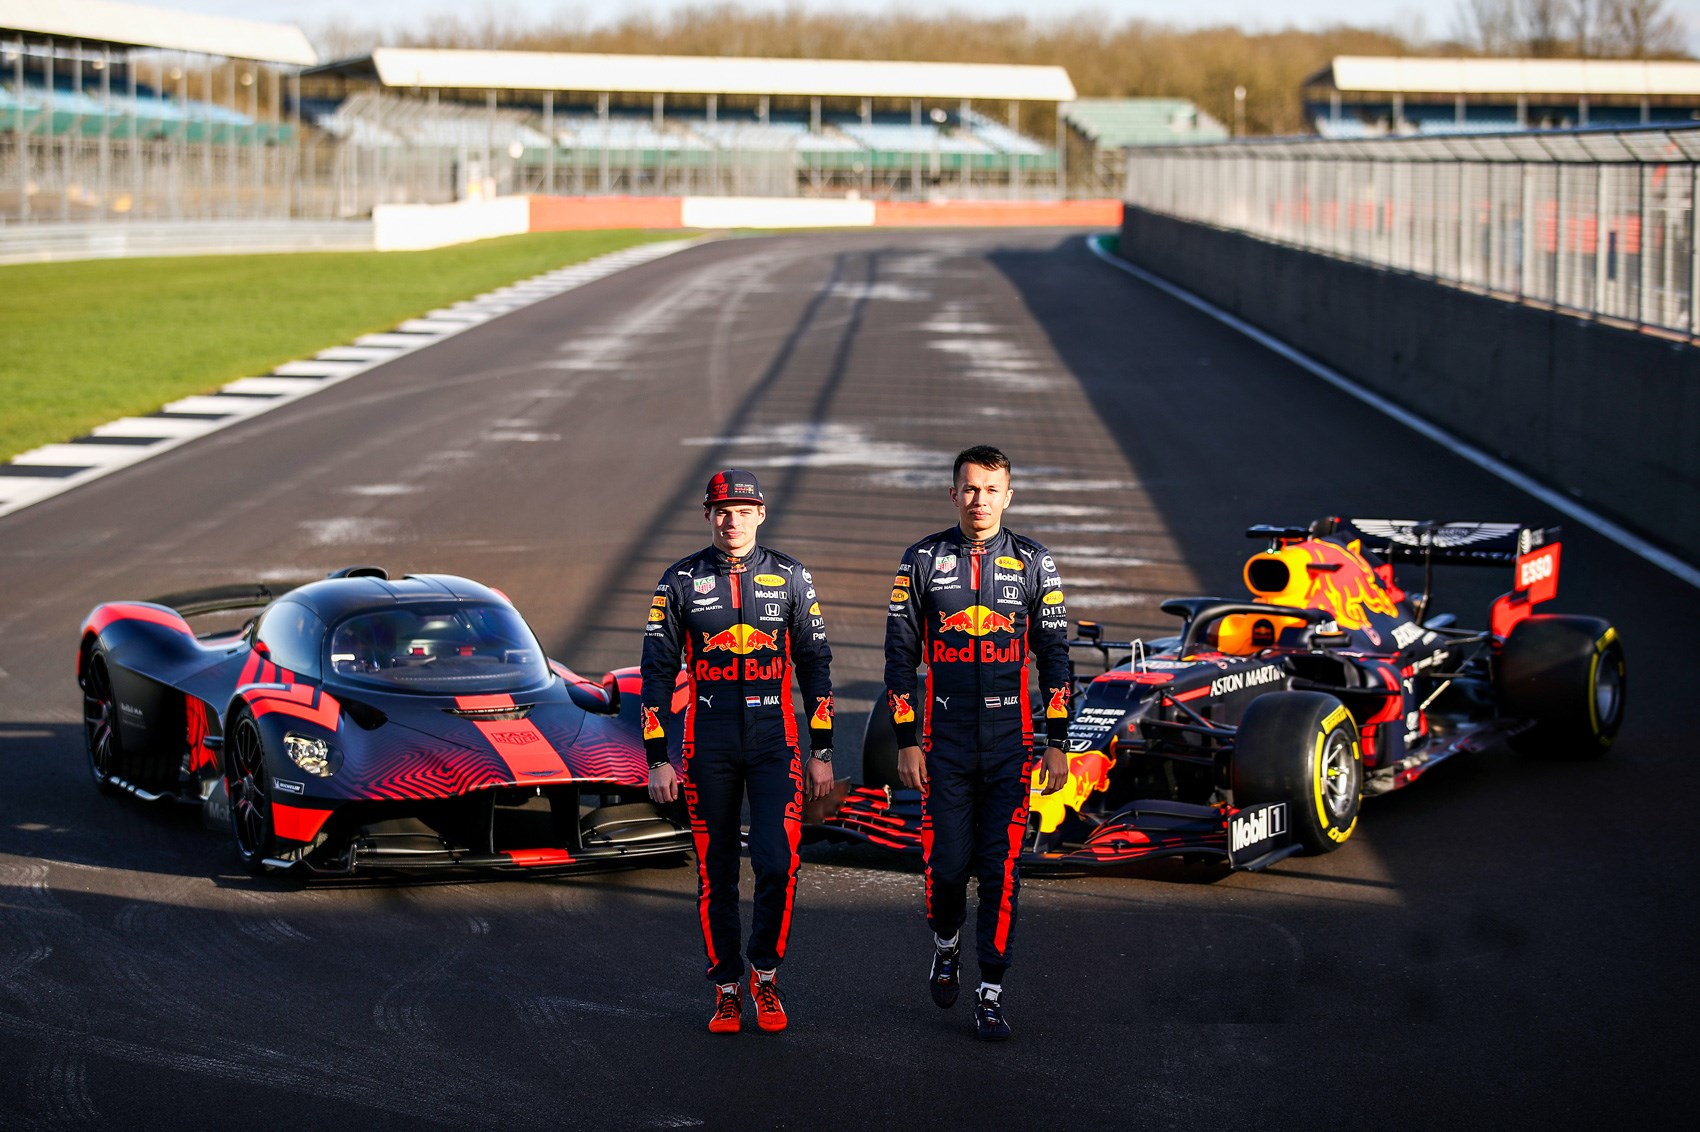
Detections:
[1304, 56, 1700, 138]
[0, 0, 316, 222]
[1064, 98, 1228, 148]
[299, 47, 1075, 205]
[1062, 98, 1228, 191]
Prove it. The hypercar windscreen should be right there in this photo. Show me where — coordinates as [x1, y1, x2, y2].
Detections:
[327, 603, 549, 695]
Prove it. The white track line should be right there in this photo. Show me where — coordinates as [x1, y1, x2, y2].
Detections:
[1084, 234, 1700, 590]
[0, 238, 700, 521]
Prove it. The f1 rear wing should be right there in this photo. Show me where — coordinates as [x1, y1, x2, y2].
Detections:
[1248, 517, 1564, 635]
[1335, 519, 1560, 569]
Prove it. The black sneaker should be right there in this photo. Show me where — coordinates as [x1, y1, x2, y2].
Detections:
[974, 987, 1011, 1041]
[929, 942, 961, 1008]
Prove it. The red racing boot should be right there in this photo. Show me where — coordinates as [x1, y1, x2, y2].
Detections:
[707, 981, 743, 1034]
[749, 969, 788, 1033]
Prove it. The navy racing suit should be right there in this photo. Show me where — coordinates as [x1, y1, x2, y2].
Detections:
[883, 526, 1070, 981]
[642, 544, 832, 983]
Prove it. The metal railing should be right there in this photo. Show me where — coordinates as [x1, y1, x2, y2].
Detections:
[1125, 126, 1700, 338]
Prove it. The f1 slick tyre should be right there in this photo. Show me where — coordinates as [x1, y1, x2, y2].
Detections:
[861, 702, 902, 790]
[82, 646, 178, 794]
[225, 707, 280, 876]
[1496, 616, 1625, 758]
[1231, 691, 1362, 855]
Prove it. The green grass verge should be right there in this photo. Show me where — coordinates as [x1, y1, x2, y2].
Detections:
[0, 228, 682, 462]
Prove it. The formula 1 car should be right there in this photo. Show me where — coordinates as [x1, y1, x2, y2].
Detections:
[77, 567, 690, 876]
[814, 517, 1625, 871]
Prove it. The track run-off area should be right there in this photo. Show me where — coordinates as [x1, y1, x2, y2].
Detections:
[1, 230, 1693, 1128]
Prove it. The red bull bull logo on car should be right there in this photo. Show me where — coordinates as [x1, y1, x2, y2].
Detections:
[937, 606, 1016, 637]
[701, 625, 780, 655]
[1029, 750, 1116, 833]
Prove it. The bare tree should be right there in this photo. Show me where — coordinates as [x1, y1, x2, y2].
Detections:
[1454, 0, 1523, 52]
[1521, 0, 1573, 54]
[1597, 0, 1687, 56]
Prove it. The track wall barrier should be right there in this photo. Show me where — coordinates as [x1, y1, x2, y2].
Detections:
[1118, 204, 1700, 561]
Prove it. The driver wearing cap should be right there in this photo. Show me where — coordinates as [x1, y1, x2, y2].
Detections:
[641, 469, 835, 1035]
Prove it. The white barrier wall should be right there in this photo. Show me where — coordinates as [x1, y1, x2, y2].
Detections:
[0, 220, 375, 265]
[679, 196, 877, 230]
[371, 197, 531, 251]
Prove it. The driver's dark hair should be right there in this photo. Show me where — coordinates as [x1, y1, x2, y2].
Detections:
[953, 445, 1011, 485]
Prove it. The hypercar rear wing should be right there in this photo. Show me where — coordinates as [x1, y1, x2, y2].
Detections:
[144, 582, 314, 618]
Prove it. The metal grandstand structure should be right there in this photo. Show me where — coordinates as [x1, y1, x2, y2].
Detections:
[300, 48, 1076, 210]
[1125, 125, 1700, 337]
[1305, 56, 1700, 137]
[0, 0, 318, 223]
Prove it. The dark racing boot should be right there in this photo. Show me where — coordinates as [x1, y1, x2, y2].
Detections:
[973, 984, 1011, 1042]
[749, 969, 788, 1033]
[707, 981, 743, 1034]
[929, 935, 962, 1008]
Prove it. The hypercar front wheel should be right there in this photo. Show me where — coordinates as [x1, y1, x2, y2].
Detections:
[1231, 691, 1363, 855]
[226, 708, 278, 876]
[82, 651, 122, 795]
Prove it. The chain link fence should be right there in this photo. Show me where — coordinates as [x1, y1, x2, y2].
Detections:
[1126, 127, 1700, 338]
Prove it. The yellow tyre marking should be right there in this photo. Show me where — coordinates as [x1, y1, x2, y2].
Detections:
[1313, 729, 1328, 834]
[1313, 712, 1360, 842]
[1586, 649, 1602, 736]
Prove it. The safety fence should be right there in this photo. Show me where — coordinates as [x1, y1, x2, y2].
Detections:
[1125, 126, 1700, 338]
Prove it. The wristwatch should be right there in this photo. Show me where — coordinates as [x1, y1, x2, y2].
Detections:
[810, 748, 833, 764]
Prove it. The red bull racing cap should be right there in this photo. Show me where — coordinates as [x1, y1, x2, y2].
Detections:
[704, 469, 765, 507]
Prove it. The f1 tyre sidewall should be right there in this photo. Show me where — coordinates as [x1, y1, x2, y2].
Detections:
[1231, 691, 1362, 855]
[1497, 616, 1626, 758]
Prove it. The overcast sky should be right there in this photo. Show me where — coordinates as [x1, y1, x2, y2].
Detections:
[163, 0, 1700, 55]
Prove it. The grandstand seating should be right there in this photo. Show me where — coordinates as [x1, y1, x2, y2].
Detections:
[0, 79, 290, 142]
[959, 108, 1047, 155]
[1062, 98, 1228, 148]
[303, 92, 1055, 175]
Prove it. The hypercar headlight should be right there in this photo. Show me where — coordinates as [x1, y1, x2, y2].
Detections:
[283, 732, 337, 778]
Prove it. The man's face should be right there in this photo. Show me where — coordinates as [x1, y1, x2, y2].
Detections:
[950, 462, 1011, 539]
[707, 502, 765, 555]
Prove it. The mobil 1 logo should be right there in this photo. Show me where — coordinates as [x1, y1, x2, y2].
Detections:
[1227, 801, 1289, 866]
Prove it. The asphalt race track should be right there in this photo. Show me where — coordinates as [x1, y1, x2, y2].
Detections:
[1, 230, 1694, 1129]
